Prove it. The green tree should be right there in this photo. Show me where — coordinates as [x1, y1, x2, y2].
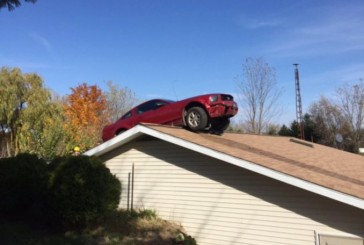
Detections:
[1, 67, 29, 156]
[0, 0, 36, 11]
[278, 124, 293, 137]
[0, 67, 64, 158]
[302, 113, 320, 142]
[278, 115, 318, 141]
[48, 156, 121, 231]
[290, 120, 300, 138]
[18, 98, 67, 159]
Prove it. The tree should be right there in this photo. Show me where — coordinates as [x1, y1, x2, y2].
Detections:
[0, 67, 23, 156]
[309, 83, 364, 153]
[237, 57, 282, 134]
[18, 98, 67, 159]
[336, 81, 364, 152]
[104, 81, 138, 123]
[278, 124, 293, 137]
[302, 113, 320, 142]
[283, 80, 363, 153]
[0, 0, 36, 11]
[278, 115, 318, 141]
[48, 156, 121, 231]
[0, 67, 64, 158]
[267, 124, 280, 135]
[309, 96, 353, 151]
[289, 120, 300, 138]
[63, 83, 108, 152]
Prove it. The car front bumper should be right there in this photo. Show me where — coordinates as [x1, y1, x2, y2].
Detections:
[208, 102, 238, 118]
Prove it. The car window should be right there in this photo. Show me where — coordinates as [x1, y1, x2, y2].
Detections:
[121, 111, 132, 119]
[154, 101, 169, 108]
[137, 101, 154, 114]
[137, 100, 169, 114]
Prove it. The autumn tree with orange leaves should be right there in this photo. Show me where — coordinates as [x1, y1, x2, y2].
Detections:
[63, 83, 109, 152]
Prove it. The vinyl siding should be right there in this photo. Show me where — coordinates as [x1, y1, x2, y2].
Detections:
[101, 138, 364, 245]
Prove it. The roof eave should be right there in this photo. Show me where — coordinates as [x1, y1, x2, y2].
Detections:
[84, 126, 144, 157]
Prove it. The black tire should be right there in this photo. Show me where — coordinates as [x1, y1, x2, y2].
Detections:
[186, 107, 208, 131]
[115, 129, 126, 136]
[211, 118, 230, 133]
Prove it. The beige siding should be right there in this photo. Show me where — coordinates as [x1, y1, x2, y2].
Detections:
[101, 138, 364, 245]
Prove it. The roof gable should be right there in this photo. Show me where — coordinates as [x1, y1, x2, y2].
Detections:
[85, 124, 364, 210]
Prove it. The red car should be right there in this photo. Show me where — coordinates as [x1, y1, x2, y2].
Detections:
[102, 93, 238, 141]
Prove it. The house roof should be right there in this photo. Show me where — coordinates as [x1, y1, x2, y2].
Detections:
[85, 124, 364, 210]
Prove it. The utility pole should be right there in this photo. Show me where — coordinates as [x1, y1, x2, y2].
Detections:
[294, 64, 305, 140]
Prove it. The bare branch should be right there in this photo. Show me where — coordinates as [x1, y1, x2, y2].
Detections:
[236, 57, 282, 134]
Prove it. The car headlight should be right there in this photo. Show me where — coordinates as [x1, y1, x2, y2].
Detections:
[209, 95, 219, 103]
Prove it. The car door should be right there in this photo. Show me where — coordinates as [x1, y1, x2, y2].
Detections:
[138, 100, 172, 124]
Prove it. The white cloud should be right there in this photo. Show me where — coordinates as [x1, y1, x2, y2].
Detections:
[265, 2, 364, 58]
[237, 14, 283, 30]
[309, 63, 364, 85]
[29, 32, 52, 52]
[244, 19, 282, 29]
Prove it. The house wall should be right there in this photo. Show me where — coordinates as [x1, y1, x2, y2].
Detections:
[101, 137, 364, 245]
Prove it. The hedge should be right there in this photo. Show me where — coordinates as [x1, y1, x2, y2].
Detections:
[0, 154, 121, 231]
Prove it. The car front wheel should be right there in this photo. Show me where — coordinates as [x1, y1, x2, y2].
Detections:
[211, 118, 230, 133]
[186, 107, 208, 131]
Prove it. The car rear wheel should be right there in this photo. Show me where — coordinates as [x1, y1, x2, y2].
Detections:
[115, 129, 126, 136]
[186, 107, 208, 131]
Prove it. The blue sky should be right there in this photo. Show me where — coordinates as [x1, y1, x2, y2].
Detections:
[1, 0, 364, 125]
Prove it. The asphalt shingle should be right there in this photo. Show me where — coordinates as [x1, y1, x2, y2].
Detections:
[145, 124, 364, 200]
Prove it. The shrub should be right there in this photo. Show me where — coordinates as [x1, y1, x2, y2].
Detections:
[48, 156, 121, 231]
[0, 153, 48, 219]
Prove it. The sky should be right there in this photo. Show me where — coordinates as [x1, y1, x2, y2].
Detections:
[1, 0, 364, 125]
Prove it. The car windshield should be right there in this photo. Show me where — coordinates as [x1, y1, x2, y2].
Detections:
[120, 111, 132, 120]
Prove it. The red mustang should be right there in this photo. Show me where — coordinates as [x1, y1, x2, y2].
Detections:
[102, 93, 238, 141]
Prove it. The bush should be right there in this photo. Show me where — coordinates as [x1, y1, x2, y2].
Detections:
[48, 156, 121, 231]
[0, 154, 48, 219]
